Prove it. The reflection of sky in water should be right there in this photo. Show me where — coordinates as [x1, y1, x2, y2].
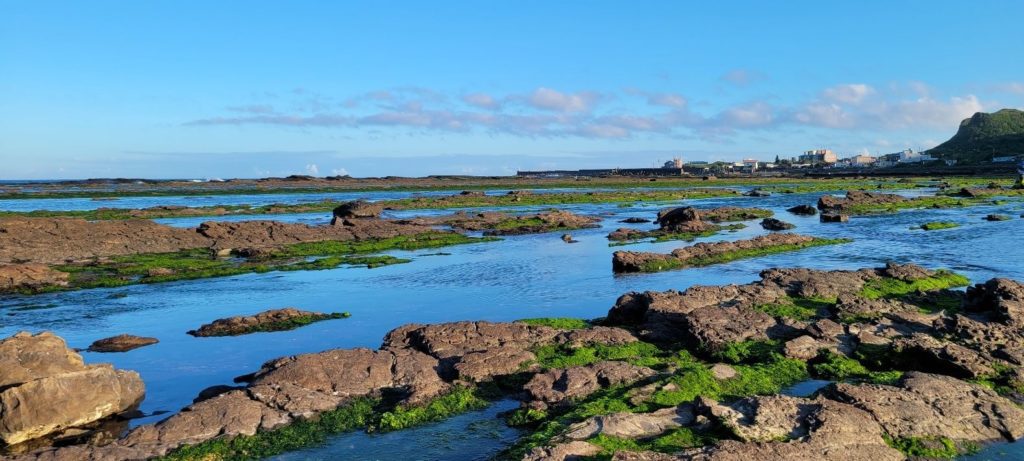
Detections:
[0, 187, 1022, 459]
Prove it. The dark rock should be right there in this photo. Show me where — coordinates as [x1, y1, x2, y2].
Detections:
[331, 200, 383, 223]
[819, 213, 849, 223]
[86, 335, 158, 353]
[786, 204, 818, 216]
[619, 217, 651, 224]
[760, 218, 795, 231]
[187, 308, 344, 337]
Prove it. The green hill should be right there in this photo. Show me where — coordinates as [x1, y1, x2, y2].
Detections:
[928, 109, 1024, 164]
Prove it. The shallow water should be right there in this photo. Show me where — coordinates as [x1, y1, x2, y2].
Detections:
[1, 187, 1022, 458]
[270, 400, 523, 461]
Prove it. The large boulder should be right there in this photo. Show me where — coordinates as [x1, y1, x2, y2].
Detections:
[824, 372, 1024, 443]
[331, 200, 383, 221]
[0, 332, 144, 447]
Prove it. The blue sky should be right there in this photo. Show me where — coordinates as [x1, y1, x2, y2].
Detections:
[2, 1, 1023, 179]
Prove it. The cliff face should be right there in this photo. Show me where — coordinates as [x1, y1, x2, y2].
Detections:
[928, 109, 1024, 164]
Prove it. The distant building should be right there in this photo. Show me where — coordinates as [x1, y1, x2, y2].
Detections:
[798, 149, 837, 165]
[850, 154, 876, 166]
[662, 157, 684, 169]
[876, 153, 902, 168]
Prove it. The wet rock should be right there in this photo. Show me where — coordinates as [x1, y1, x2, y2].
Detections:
[760, 218, 795, 231]
[891, 333, 996, 378]
[250, 347, 448, 409]
[453, 346, 537, 382]
[819, 213, 849, 223]
[985, 214, 1012, 221]
[197, 218, 431, 251]
[709, 364, 737, 380]
[187, 308, 345, 337]
[0, 264, 69, 294]
[192, 385, 242, 404]
[613, 234, 823, 274]
[120, 389, 290, 450]
[0, 218, 210, 265]
[86, 335, 158, 353]
[383, 321, 560, 360]
[331, 200, 383, 222]
[817, 191, 906, 214]
[561, 234, 577, 243]
[786, 204, 818, 216]
[684, 395, 903, 460]
[655, 207, 709, 232]
[0, 332, 144, 446]
[964, 278, 1024, 326]
[563, 406, 694, 441]
[555, 327, 638, 348]
[521, 441, 601, 461]
[825, 372, 1024, 443]
[682, 306, 780, 351]
[743, 189, 770, 197]
[523, 361, 657, 410]
[619, 217, 650, 224]
[459, 190, 486, 196]
[759, 267, 875, 299]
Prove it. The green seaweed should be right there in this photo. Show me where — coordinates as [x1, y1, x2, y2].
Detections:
[859, 270, 970, 300]
[516, 317, 591, 330]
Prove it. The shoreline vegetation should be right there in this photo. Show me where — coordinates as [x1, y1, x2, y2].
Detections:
[2, 176, 1020, 222]
[0, 175, 1016, 201]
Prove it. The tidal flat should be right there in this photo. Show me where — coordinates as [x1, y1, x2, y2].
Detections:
[2, 177, 1024, 461]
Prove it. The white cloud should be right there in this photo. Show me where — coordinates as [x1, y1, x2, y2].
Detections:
[462, 93, 500, 109]
[331, 168, 349, 176]
[822, 83, 875, 104]
[525, 87, 599, 113]
[720, 69, 766, 87]
[646, 92, 687, 108]
[305, 163, 319, 175]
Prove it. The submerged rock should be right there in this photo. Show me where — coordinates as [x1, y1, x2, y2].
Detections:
[760, 218, 795, 231]
[86, 335, 159, 353]
[819, 213, 849, 223]
[187, 308, 347, 337]
[0, 332, 144, 447]
[817, 190, 907, 214]
[786, 204, 817, 216]
[612, 234, 828, 273]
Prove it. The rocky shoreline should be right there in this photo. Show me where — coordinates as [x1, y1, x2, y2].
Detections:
[5, 263, 1024, 460]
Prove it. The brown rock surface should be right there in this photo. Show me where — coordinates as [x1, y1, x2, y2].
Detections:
[0, 333, 144, 447]
[0, 264, 69, 293]
[523, 361, 657, 409]
[86, 335, 159, 353]
[0, 218, 209, 265]
[187, 308, 341, 337]
[825, 371, 1024, 443]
